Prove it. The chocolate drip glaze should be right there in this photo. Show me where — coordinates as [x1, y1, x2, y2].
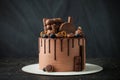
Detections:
[60, 39, 63, 52]
[80, 45, 83, 70]
[54, 39, 56, 60]
[80, 46, 83, 56]
[41, 38, 42, 47]
[48, 39, 50, 53]
[72, 39, 74, 48]
[44, 39, 46, 54]
[82, 39, 85, 70]
[67, 39, 69, 56]
[78, 38, 80, 46]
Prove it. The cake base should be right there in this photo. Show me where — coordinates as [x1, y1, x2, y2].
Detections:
[22, 63, 103, 76]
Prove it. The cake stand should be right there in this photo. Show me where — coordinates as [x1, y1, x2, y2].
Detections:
[22, 63, 103, 76]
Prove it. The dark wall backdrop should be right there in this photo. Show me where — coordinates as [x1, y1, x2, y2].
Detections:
[0, 0, 120, 58]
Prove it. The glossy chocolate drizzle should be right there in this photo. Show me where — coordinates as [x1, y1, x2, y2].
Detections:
[78, 38, 80, 46]
[80, 46, 83, 56]
[72, 39, 74, 48]
[48, 39, 50, 53]
[60, 39, 63, 52]
[41, 38, 42, 47]
[67, 39, 70, 56]
[80, 38, 84, 70]
[54, 39, 56, 60]
[44, 39, 46, 54]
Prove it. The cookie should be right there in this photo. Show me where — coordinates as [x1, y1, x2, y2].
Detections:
[59, 22, 76, 33]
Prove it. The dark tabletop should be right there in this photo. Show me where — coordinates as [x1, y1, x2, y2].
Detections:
[0, 58, 120, 80]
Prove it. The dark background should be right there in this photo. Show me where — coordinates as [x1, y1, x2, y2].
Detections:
[0, 0, 120, 58]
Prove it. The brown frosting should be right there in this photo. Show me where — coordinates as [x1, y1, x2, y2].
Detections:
[39, 38, 86, 72]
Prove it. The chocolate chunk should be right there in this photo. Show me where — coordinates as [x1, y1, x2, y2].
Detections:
[43, 65, 54, 72]
[46, 25, 52, 30]
[45, 19, 54, 25]
[74, 56, 81, 71]
[59, 22, 76, 33]
[51, 24, 58, 33]
[43, 18, 48, 31]
[68, 16, 73, 23]
[46, 30, 55, 36]
[53, 18, 63, 23]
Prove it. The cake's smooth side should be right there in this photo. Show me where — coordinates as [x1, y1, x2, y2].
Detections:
[38, 38, 86, 72]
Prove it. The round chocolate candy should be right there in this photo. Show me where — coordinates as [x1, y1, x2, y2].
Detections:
[50, 34, 56, 38]
[75, 34, 80, 38]
[43, 65, 54, 72]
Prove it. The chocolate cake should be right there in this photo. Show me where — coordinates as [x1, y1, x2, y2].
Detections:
[38, 17, 86, 72]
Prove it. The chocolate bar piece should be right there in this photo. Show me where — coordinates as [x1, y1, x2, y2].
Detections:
[74, 56, 81, 71]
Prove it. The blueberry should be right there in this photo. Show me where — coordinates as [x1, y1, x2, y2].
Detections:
[42, 34, 48, 38]
[75, 34, 80, 38]
[50, 34, 56, 38]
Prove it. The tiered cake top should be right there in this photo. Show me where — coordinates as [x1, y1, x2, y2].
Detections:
[40, 16, 84, 38]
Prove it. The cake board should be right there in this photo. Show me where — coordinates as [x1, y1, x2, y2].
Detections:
[22, 63, 103, 76]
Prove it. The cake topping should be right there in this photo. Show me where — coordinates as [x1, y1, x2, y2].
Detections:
[50, 34, 56, 38]
[43, 65, 54, 72]
[59, 16, 76, 33]
[67, 33, 75, 38]
[40, 16, 84, 38]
